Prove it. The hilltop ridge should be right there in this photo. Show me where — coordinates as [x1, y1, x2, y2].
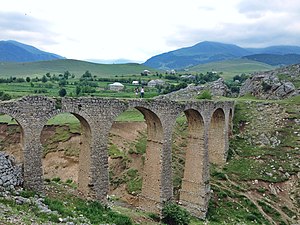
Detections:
[0, 40, 65, 62]
[144, 41, 300, 70]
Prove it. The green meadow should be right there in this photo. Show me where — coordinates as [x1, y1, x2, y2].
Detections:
[0, 59, 158, 78]
[188, 58, 275, 80]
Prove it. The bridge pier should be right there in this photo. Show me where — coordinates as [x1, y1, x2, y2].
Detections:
[23, 127, 44, 193]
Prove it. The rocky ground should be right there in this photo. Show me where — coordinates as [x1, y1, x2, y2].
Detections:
[240, 64, 300, 99]
[217, 100, 300, 225]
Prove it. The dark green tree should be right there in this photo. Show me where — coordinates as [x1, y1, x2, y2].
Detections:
[64, 71, 71, 79]
[162, 203, 191, 225]
[76, 86, 81, 96]
[59, 79, 67, 86]
[58, 88, 67, 97]
[41, 75, 48, 83]
[0, 91, 11, 101]
[82, 70, 92, 78]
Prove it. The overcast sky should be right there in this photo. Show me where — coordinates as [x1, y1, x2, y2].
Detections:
[1, 0, 300, 63]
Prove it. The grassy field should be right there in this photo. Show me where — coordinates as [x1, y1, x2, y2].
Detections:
[0, 59, 166, 98]
[188, 58, 275, 80]
[0, 59, 159, 78]
[0, 81, 161, 99]
[0, 58, 278, 99]
[0, 58, 275, 82]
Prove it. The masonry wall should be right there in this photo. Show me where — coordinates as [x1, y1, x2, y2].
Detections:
[0, 96, 234, 218]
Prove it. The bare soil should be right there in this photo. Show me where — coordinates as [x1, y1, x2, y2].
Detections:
[0, 122, 146, 200]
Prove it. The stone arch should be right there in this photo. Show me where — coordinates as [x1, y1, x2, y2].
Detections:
[72, 113, 92, 195]
[170, 111, 188, 200]
[179, 108, 208, 218]
[40, 112, 92, 196]
[208, 108, 226, 165]
[0, 112, 25, 163]
[134, 106, 164, 213]
[107, 107, 146, 204]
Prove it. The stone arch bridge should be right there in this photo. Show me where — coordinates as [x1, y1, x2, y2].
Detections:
[0, 96, 234, 218]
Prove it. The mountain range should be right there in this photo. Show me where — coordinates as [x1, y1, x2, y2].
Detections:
[143, 41, 300, 70]
[1, 40, 300, 71]
[0, 40, 65, 62]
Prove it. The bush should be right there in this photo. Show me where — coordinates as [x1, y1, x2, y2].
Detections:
[19, 190, 36, 198]
[52, 177, 61, 183]
[211, 171, 227, 180]
[148, 212, 160, 221]
[58, 88, 67, 97]
[0, 91, 11, 101]
[162, 202, 191, 225]
[197, 90, 212, 100]
[262, 81, 272, 92]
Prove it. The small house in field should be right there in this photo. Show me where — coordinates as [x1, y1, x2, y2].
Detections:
[147, 79, 165, 87]
[141, 69, 151, 76]
[109, 82, 124, 91]
[166, 69, 176, 74]
[132, 80, 139, 85]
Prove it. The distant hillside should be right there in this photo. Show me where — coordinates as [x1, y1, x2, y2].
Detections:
[0, 40, 65, 62]
[144, 41, 251, 70]
[188, 58, 275, 80]
[0, 59, 156, 78]
[144, 41, 300, 70]
[243, 54, 300, 66]
[246, 45, 300, 55]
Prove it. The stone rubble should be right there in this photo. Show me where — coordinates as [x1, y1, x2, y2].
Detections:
[0, 152, 23, 191]
[155, 78, 230, 101]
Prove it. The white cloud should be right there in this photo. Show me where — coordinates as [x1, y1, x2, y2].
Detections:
[0, 11, 60, 47]
[1, 0, 300, 62]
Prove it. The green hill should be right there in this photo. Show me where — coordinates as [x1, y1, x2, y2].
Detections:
[144, 41, 300, 70]
[188, 58, 276, 80]
[243, 54, 300, 66]
[144, 41, 251, 70]
[0, 59, 157, 78]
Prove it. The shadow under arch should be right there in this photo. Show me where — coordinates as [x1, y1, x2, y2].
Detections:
[0, 113, 25, 163]
[208, 108, 226, 165]
[41, 112, 92, 196]
[179, 108, 208, 218]
[134, 106, 164, 213]
[229, 108, 233, 137]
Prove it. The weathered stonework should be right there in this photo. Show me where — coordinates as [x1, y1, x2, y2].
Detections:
[0, 96, 234, 219]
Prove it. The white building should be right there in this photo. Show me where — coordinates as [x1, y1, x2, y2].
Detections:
[132, 80, 139, 85]
[142, 70, 151, 75]
[109, 82, 124, 91]
[147, 79, 165, 87]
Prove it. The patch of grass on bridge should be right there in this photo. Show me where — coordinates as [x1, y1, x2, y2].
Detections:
[115, 108, 145, 122]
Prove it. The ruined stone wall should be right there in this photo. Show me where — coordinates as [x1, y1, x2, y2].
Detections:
[0, 96, 234, 218]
